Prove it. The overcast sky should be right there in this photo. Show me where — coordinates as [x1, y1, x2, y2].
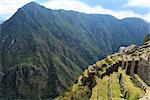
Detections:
[0, 0, 150, 22]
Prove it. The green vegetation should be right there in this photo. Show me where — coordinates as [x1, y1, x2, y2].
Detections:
[60, 38, 150, 100]
[90, 81, 99, 100]
[57, 85, 91, 100]
[0, 2, 149, 100]
[110, 73, 121, 99]
[119, 68, 145, 100]
[90, 77, 109, 100]
[100, 77, 109, 100]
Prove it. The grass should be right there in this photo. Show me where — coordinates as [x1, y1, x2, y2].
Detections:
[90, 79, 99, 100]
[83, 69, 89, 78]
[100, 77, 108, 100]
[113, 55, 123, 62]
[90, 77, 109, 100]
[110, 72, 121, 99]
[119, 68, 145, 100]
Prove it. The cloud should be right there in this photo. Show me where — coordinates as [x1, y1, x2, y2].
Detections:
[0, 0, 34, 20]
[125, 0, 150, 8]
[42, 0, 149, 22]
[143, 12, 150, 22]
[0, 0, 149, 22]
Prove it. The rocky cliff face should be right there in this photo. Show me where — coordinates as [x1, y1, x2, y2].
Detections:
[58, 39, 150, 100]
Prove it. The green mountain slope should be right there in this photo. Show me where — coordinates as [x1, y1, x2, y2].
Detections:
[0, 2, 149, 99]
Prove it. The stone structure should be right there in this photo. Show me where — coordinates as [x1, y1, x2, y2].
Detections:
[60, 40, 150, 100]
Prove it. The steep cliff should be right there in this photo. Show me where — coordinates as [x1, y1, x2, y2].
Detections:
[58, 38, 150, 100]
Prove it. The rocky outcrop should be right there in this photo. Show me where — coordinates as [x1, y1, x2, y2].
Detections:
[1, 63, 48, 100]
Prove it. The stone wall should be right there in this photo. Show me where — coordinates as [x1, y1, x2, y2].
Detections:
[125, 61, 131, 75]
[101, 62, 121, 78]
[137, 58, 150, 86]
[118, 73, 129, 99]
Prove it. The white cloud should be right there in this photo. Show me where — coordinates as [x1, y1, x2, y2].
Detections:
[42, 0, 149, 22]
[0, 0, 34, 19]
[125, 0, 150, 8]
[0, 0, 149, 22]
[143, 12, 150, 22]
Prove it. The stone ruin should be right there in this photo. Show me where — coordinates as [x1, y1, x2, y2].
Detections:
[61, 40, 150, 100]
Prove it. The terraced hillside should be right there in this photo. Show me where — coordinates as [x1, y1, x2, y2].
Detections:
[57, 38, 150, 100]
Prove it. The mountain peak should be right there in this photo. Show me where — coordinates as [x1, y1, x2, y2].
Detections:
[20, 1, 42, 11]
[23, 1, 40, 7]
[11, 1, 44, 20]
[28, 1, 38, 4]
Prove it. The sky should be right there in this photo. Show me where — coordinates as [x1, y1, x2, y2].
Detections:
[0, 0, 150, 22]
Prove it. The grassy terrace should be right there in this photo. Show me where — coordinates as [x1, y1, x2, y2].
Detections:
[110, 72, 121, 99]
[90, 77, 99, 100]
[90, 68, 146, 100]
[90, 77, 109, 100]
[58, 67, 148, 100]
[100, 77, 109, 100]
[90, 72, 122, 100]
[119, 68, 145, 100]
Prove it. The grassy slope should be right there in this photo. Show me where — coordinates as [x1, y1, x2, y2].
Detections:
[119, 68, 145, 100]
[110, 72, 121, 99]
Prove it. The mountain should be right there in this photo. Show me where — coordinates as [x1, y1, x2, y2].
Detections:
[58, 36, 150, 100]
[0, 2, 149, 99]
